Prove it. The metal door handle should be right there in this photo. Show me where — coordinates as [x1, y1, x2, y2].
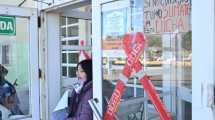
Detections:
[88, 98, 102, 120]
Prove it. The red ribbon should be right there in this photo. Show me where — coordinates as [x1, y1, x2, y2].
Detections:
[80, 40, 91, 59]
[103, 32, 172, 120]
[104, 32, 145, 120]
[122, 33, 145, 77]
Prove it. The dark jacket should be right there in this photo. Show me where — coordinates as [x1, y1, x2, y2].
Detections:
[67, 81, 93, 120]
[0, 80, 23, 115]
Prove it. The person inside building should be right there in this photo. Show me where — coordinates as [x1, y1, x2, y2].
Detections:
[0, 64, 23, 116]
[67, 59, 93, 120]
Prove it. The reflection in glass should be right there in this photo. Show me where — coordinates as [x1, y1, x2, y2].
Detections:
[60, 16, 66, 26]
[102, 0, 192, 120]
[68, 67, 76, 78]
[68, 17, 78, 24]
[144, 35, 163, 87]
[68, 40, 79, 45]
[61, 41, 66, 45]
[62, 67, 67, 77]
[61, 27, 66, 38]
[0, 17, 31, 119]
[60, 15, 92, 95]
[62, 53, 67, 63]
[68, 53, 79, 64]
[68, 26, 79, 37]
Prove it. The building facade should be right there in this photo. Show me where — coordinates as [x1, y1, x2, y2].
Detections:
[0, 0, 214, 120]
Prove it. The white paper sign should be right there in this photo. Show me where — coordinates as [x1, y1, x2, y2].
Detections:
[53, 90, 70, 112]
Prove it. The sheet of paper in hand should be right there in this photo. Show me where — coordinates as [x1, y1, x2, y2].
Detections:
[51, 90, 70, 120]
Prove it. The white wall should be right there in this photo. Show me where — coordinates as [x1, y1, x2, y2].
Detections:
[192, 0, 215, 120]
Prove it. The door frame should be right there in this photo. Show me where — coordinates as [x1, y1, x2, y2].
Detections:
[41, 1, 92, 119]
[192, 0, 215, 120]
[0, 5, 39, 120]
[92, 0, 197, 120]
[92, 0, 135, 119]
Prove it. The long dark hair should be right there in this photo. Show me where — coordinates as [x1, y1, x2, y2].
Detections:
[77, 59, 92, 84]
[0, 64, 8, 80]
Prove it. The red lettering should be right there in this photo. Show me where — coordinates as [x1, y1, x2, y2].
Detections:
[174, 4, 180, 17]
[184, 4, 190, 16]
[168, 5, 174, 17]
[165, 18, 172, 32]
[177, 17, 185, 31]
[155, 19, 161, 33]
[162, 7, 168, 19]
[127, 58, 133, 67]
[180, 4, 186, 16]
[105, 83, 124, 117]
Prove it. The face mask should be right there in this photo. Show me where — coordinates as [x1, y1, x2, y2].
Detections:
[72, 79, 85, 93]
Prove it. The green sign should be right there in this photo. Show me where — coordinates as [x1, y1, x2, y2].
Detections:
[0, 16, 16, 35]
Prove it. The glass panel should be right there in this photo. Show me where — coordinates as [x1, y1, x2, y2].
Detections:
[61, 27, 66, 38]
[62, 53, 67, 63]
[62, 66, 67, 77]
[0, 17, 31, 119]
[68, 26, 79, 37]
[145, 35, 162, 87]
[67, 17, 78, 24]
[68, 52, 79, 64]
[68, 67, 76, 78]
[102, 0, 192, 120]
[181, 31, 192, 88]
[101, 2, 134, 117]
[61, 41, 66, 45]
[60, 15, 92, 94]
[60, 16, 66, 26]
[68, 40, 79, 45]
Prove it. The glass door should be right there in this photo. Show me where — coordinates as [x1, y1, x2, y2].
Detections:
[0, 6, 39, 120]
[42, 2, 92, 119]
[99, 0, 192, 120]
[59, 6, 92, 94]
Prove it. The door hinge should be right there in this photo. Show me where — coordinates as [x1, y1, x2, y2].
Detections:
[38, 16, 41, 28]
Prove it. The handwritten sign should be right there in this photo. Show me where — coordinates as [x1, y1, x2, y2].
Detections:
[144, 0, 191, 33]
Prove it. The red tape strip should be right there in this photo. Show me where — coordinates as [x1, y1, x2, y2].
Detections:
[140, 75, 172, 120]
[103, 80, 125, 120]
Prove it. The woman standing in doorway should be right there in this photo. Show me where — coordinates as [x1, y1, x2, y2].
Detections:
[67, 59, 93, 120]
